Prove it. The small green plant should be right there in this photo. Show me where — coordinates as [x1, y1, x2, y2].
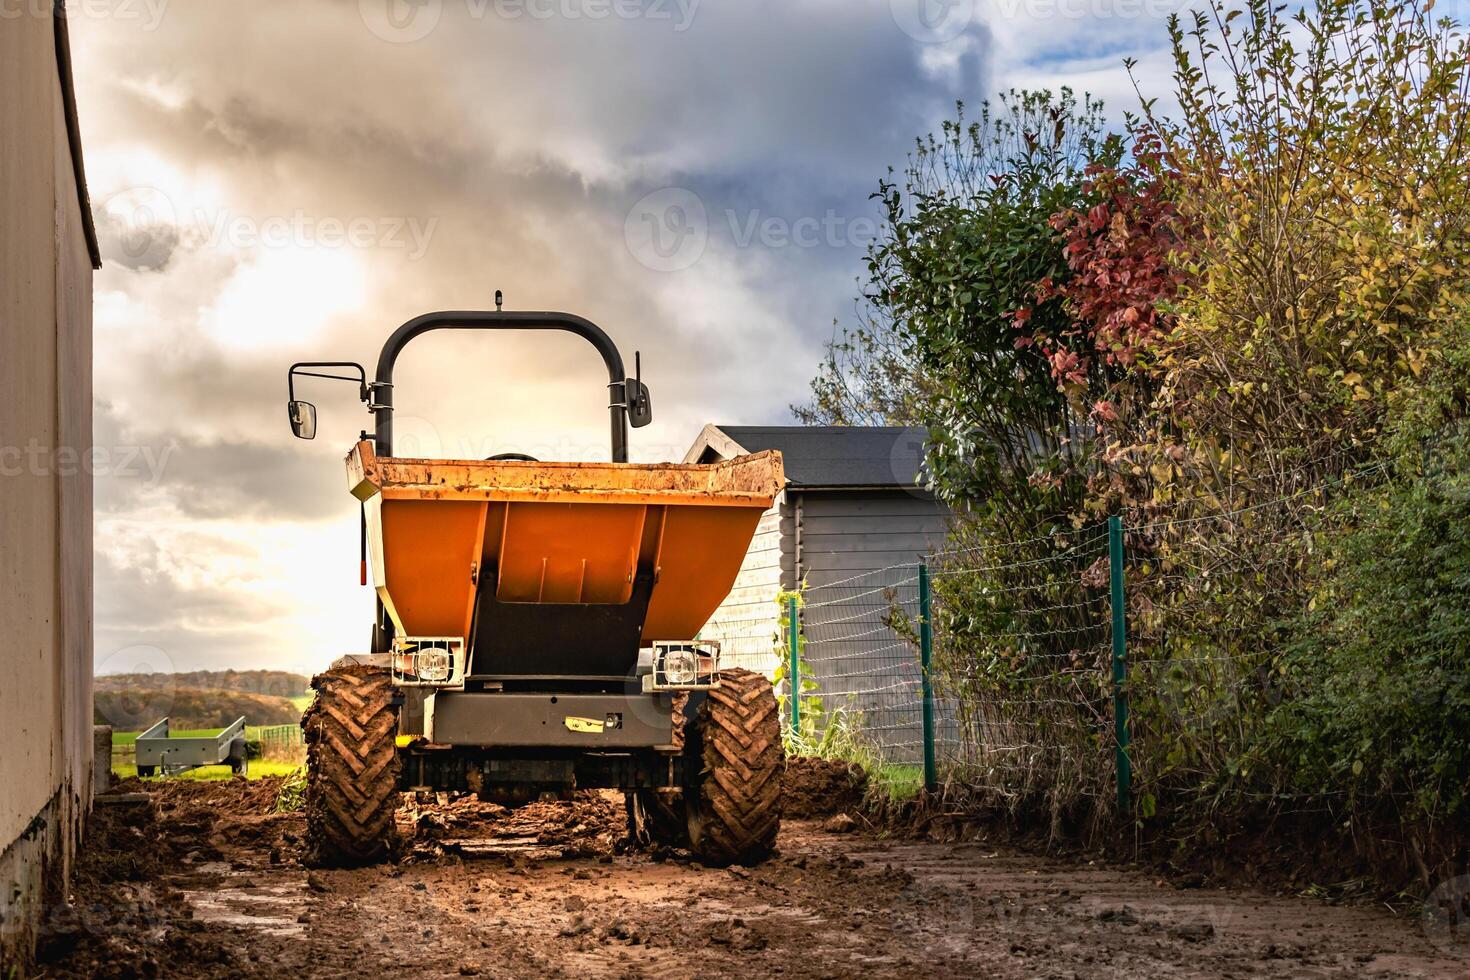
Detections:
[273, 766, 308, 812]
[772, 588, 825, 749]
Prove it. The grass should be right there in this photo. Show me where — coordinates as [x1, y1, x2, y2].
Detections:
[782, 703, 928, 805]
[111, 759, 304, 781]
[289, 693, 315, 712]
[866, 764, 926, 802]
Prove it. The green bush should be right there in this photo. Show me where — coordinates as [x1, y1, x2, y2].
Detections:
[1265, 430, 1470, 822]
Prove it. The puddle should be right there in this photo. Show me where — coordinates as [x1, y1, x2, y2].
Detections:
[437, 836, 567, 860]
[181, 883, 308, 937]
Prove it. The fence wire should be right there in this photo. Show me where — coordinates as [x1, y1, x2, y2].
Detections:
[695, 456, 1415, 820]
[801, 565, 957, 768]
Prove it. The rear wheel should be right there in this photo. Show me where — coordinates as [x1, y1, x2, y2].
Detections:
[302, 663, 401, 866]
[685, 669, 784, 865]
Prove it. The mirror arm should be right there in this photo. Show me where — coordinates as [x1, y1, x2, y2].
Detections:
[288, 363, 369, 400]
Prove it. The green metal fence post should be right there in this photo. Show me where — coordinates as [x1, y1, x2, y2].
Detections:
[1108, 514, 1132, 815]
[787, 594, 801, 734]
[918, 562, 938, 793]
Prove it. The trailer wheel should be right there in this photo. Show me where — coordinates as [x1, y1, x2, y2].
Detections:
[625, 788, 689, 848]
[302, 664, 401, 866]
[685, 668, 784, 865]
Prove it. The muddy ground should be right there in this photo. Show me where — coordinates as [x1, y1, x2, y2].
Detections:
[33, 764, 1470, 979]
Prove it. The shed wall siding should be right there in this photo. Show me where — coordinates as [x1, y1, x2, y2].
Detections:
[0, 13, 95, 971]
[698, 493, 792, 675]
[794, 490, 949, 586]
[794, 491, 951, 761]
[701, 486, 951, 698]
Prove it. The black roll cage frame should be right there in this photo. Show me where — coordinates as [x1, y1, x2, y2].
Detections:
[287, 310, 644, 462]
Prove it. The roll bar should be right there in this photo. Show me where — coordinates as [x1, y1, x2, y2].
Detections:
[287, 310, 651, 462]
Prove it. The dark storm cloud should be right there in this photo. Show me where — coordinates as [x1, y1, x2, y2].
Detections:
[72, 0, 993, 671]
[94, 400, 351, 521]
[93, 547, 286, 676]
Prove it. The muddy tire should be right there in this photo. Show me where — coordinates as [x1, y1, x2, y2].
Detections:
[625, 788, 689, 848]
[302, 664, 401, 866]
[685, 668, 784, 865]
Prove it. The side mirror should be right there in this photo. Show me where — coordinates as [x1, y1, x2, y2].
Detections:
[625, 379, 653, 428]
[288, 400, 317, 440]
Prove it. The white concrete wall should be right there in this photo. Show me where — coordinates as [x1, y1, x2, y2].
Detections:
[0, 6, 96, 968]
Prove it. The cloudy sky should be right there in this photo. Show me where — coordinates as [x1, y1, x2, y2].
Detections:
[70, 0, 1190, 678]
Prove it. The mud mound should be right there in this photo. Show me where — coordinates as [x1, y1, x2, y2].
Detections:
[116, 774, 291, 815]
[782, 757, 867, 819]
[407, 790, 626, 858]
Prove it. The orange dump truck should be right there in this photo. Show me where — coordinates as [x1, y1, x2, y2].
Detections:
[286, 310, 785, 867]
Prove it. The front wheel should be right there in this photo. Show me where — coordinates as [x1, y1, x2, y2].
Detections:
[302, 663, 401, 866]
[684, 669, 784, 865]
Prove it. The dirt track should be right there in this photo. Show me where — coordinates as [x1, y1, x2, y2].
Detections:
[36, 775, 1470, 979]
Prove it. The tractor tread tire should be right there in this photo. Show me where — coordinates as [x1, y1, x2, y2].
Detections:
[302, 664, 401, 867]
[687, 668, 783, 866]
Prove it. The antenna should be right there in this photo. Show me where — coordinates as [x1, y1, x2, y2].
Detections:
[494, 289, 503, 312]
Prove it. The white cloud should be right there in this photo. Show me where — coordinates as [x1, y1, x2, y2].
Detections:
[68, 0, 1184, 674]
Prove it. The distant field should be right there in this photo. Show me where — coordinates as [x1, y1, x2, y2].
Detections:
[289, 693, 314, 711]
[96, 686, 303, 729]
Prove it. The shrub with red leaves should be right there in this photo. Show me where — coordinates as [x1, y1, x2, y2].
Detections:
[1018, 133, 1190, 401]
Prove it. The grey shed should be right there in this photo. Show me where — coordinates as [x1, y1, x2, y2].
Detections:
[685, 426, 952, 758]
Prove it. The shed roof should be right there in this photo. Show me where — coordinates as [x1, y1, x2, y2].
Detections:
[684, 424, 931, 489]
[55, 4, 101, 269]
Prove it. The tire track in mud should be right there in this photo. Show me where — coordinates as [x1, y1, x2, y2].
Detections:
[38, 780, 1470, 979]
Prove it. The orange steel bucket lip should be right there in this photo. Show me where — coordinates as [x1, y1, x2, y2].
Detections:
[347, 440, 783, 508]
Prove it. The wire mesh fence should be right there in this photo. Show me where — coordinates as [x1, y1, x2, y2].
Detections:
[700, 456, 1429, 822]
[800, 564, 956, 768]
[925, 529, 1119, 811]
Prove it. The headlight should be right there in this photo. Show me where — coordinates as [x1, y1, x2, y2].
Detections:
[391, 637, 465, 688]
[416, 647, 451, 683]
[644, 641, 721, 691]
[663, 650, 698, 686]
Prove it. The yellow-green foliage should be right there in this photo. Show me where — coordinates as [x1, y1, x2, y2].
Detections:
[1140, 0, 1469, 498]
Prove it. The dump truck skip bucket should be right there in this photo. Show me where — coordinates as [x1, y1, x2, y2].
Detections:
[347, 440, 784, 661]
